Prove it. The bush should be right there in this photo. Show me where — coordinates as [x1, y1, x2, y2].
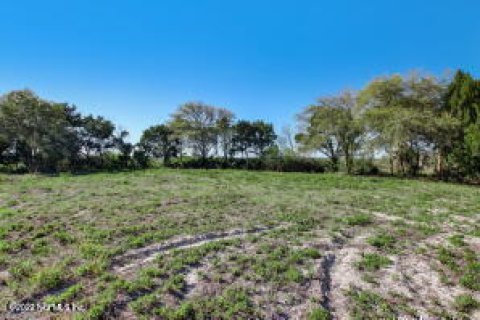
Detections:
[167, 156, 328, 173]
[353, 158, 380, 175]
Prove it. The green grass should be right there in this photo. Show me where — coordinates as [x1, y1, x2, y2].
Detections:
[453, 294, 479, 313]
[347, 288, 397, 319]
[307, 307, 331, 320]
[357, 253, 392, 271]
[344, 213, 373, 226]
[367, 233, 396, 250]
[460, 262, 480, 291]
[0, 168, 479, 318]
[44, 283, 83, 304]
[31, 265, 66, 291]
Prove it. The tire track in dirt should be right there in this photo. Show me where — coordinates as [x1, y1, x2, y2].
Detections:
[319, 233, 370, 320]
[112, 225, 281, 275]
[107, 225, 286, 319]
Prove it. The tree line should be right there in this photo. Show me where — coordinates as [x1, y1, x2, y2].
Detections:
[296, 70, 480, 178]
[1, 69, 479, 179]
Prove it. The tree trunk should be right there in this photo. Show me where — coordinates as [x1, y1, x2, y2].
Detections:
[331, 155, 339, 172]
[436, 150, 444, 178]
[389, 153, 394, 175]
[345, 148, 353, 174]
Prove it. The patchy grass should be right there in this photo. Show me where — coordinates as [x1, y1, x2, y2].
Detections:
[357, 253, 392, 272]
[453, 294, 479, 313]
[344, 213, 373, 226]
[460, 262, 480, 291]
[0, 169, 479, 318]
[307, 307, 331, 320]
[347, 288, 397, 319]
[367, 233, 396, 250]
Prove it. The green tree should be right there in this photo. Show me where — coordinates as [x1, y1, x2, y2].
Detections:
[231, 120, 277, 159]
[216, 108, 235, 162]
[114, 130, 133, 168]
[0, 90, 74, 172]
[297, 92, 364, 173]
[231, 120, 254, 159]
[79, 115, 115, 158]
[250, 120, 277, 156]
[140, 124, 179, 164]
[359, 73, 447, 175]
[444, 70, 480, 125]
[442, 70, 480, 176]
[172, 102, 218, 162]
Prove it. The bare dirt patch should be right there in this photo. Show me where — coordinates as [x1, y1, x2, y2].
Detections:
[328, 234, 371, 319]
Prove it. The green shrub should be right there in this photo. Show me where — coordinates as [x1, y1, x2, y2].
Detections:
[353, 159, 380, 175]
[166, 156, 328, 173]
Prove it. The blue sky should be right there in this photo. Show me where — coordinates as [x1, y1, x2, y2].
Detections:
[1, 0, 479, 142]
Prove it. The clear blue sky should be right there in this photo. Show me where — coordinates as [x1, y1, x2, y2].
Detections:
[1, 0, 479, 142]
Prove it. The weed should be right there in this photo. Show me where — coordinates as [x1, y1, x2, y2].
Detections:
[437, 247, 458, 271]
[285, 267, 303, 283]
[44, 283, 82, 304]
[53, 231, 76, 244]
[31, 239, 50, 255]
[460, 262, 480, 291]
[448, 234, 466, 247]
[31, 266, 65, 291]
[357, 253, 392, 271]
[307, 307, 331, 320]
[344, 213, 373, 226]
[368, 233, 396, 250]
[9, 260, 34, 279]
[453, 294, 479, 313]
[348, 288, 397, 319]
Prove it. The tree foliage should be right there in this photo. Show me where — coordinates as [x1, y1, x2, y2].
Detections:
[140, 124, 179, 164]
[231, 120, 276, 158]
[172, 102, 219, 162]
[0, 90, 134, 172]
[296, 92, 364, 173]
[1, 69, 479, 178]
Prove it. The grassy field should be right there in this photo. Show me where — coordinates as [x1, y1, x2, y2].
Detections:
[0, 169, 479, 319]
